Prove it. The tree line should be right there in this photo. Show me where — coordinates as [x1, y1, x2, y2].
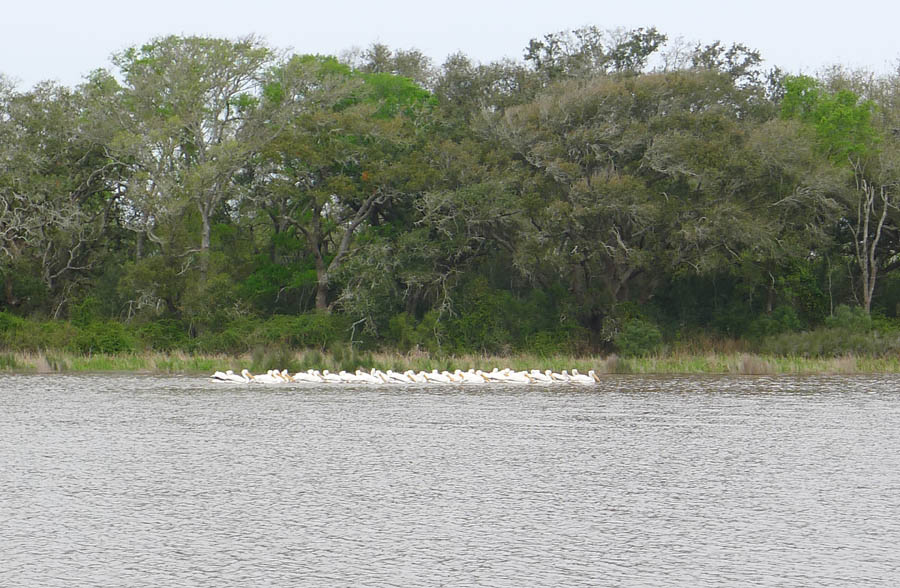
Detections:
[2, 27, 899, 356]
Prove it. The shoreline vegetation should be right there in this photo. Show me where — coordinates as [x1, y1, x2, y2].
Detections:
[4, 30, 900, 368]
[2, 349, 900, 376]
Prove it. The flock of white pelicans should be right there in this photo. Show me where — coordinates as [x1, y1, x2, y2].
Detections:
[210, 367, 601, 385]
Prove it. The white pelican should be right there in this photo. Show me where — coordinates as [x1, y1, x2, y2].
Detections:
[424, 369, 452, 384]
[291, 370, 320, 383]
[529, 369, 553, 383]
[338, 370, 358, 383]
[384, 370, 410, 384]
[404, 370, 428, 383]
[569, 369, 596, 384]
[505, 370, 534, 384]
[254, 369, 285, 384]
[320, 370, 343, 383]
[229, 369, 253, 383]
[355, 370, 383, 384]
[483, 368, 505, 382]
[456, 369, 486, 384]
[211, 369, 249, 383]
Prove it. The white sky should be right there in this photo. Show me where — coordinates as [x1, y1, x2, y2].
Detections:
[3, 0, 899, 90]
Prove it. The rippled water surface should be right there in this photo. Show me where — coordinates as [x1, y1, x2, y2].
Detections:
[2, 374, 900, 586]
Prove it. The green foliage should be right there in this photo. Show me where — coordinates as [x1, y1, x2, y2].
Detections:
[137, 319, 190, 351]
[380, 279, 588, 355]
[386, 311, 421, 352]
[747, 306, 804, 340]
[759, 305, 900, 357]
[361, 72, 434, 118]
[760, 327, 900, 357]
[0, 313, 77, 351]
[70, 296, 102, 327]
[824, 304, 874, 331]
[0, 311, 26, 334]
[781, 75, 879, 161]
[258, 313, 352, 349]
[444, 277, 513, 352]
[238, 259, 316, 313]
[614, 318, 663, 357]
[194, 320, 255, 354]
[70, 321, 137, 354]
[4, 33, 900, 362]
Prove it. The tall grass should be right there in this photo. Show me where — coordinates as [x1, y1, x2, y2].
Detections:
[1, 348, 899, 375]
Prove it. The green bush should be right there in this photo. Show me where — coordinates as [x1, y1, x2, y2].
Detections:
[526, 326, 589, 355]
[615, 318, 663, 357]
[0, 313, 77, 351]
[413, 310, 446, 353]
[747, 306, 804, 340]
[70, 321, 137, 354]
[824, 305, 873, 331]
[70, 297, 102, 327]
[0, 312, 26, 345]
[444, 278, 513, 353]
[759, 307, 900, 357]
[137, 319, 191, 351]
[381, 280, 588, 355]
[387, 312, 418, 352]
[759, 327, 900, 357]
[259, 313, 352, 349]
[194, 318, 261, 354]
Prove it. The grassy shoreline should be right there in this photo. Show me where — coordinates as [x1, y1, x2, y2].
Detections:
[3, 349, 900, 375]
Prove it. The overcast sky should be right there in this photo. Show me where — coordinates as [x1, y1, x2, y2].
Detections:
[3, 0, 899, 89]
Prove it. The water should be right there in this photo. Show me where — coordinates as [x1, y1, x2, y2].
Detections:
[2, 374, 899, 586]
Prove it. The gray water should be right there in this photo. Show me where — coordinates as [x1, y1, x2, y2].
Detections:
[1, 374, 899, 587]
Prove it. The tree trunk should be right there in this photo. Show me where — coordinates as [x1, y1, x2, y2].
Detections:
[199, 206, 211, 283]
[136, 231, 144, 261]
[852, 167, 891, 315]
[3, 274, 18, 307]
[315, 256, 329, 312]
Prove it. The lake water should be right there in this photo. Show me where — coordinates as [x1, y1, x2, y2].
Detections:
[1, 373, 899, 586]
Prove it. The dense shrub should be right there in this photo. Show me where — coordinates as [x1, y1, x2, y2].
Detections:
[443, 278, 514, 353]
[760, 328, 900, 357]
[70, 296, 102, 327]
[525, 326, 590, 355]
[614, 318, 663, 357]
[70, 321, 137, 354]
[379, 279, 589, 355]
[0, 311, 26, 336]
[137, 319, 191, 351]
[759, 305, 900, 356]
[746, 306, 804, 340]
[386, 311, 444, 352]
[0, 313, 78, 351]
[193, 318, 262, 354]
[259, 313, 352, 349]
[824, 305, 873, 331]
